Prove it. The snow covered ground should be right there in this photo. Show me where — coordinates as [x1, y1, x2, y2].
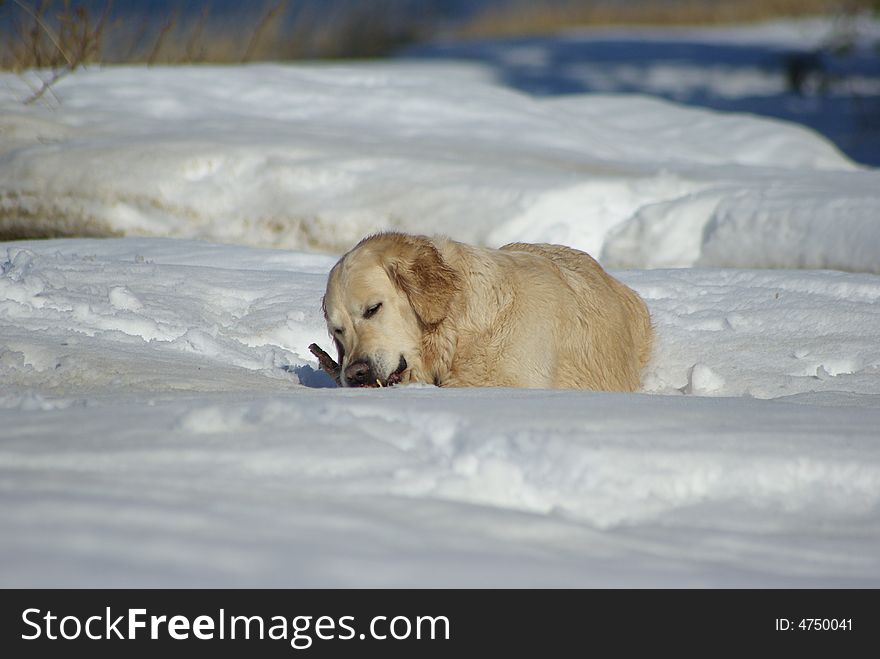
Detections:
[1, 238, 879, 587]
[1, 18, 880, 587]
[2, 49, 879, 273]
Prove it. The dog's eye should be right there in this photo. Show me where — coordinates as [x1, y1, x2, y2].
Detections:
[333, 327, 344, 335]
[364, 303, 382, 319]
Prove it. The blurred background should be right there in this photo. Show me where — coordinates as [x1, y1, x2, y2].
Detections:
[2, 0, 879, 163]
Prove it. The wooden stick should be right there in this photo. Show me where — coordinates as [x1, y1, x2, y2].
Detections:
[308, 343, 341, 385]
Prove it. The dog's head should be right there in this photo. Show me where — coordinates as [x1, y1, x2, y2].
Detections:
[322, 232, 459, 387]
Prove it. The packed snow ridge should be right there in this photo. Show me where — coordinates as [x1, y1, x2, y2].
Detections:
[1, 57, 879, 273]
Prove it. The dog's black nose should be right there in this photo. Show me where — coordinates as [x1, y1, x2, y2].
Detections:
[344, 360, 373, 387]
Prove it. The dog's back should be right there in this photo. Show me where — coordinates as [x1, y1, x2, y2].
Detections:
[500, 242, 652, 391]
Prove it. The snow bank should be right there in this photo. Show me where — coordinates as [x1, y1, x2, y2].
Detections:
[3, 238, 879, 401]
[4, 386, 880, 588]
[2, 237, 879, 586]
[2, 59, 879, 273]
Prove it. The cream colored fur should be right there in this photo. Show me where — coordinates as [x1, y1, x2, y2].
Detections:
[322, 232, 652, 391]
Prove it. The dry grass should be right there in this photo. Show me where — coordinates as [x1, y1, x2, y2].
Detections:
[3, 0, 106, 70]
[4, 0, 876, 73]
[3, 0, 112, 101]
[454, 0, 879, 39]
[1, 1, 876, 76]
[1, 0, 424, 71]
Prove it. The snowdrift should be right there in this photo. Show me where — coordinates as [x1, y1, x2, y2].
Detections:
[1, 238, 879, 587]
[2, 60, 879, 272]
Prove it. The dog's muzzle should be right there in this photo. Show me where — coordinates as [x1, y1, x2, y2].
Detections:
[344, 355, 407, 388]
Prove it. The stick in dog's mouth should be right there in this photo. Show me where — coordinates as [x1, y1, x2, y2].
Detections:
[308, 343, 341, 385]
[308, 344, 407, 388]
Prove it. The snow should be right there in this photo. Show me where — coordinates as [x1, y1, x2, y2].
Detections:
[1, 238, 879, 587]
[1, 17, 880, 587]
[2, 52, 879, 273]
[407, 16, 880, 165]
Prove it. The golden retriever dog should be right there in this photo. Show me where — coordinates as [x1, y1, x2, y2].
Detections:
[321, 232, 652, 390]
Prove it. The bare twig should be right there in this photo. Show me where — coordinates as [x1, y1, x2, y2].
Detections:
[11, 0, 74, 67]
[184, 5, 209, 63]
[23, 66, 67, 103]
[242, 1, 288, 63]
[19, 0, 113, 104]
[119, 14, 149, 63]
[146, 11, 176, 66]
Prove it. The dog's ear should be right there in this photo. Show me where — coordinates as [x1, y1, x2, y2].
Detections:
[386, 236, 459, 327]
